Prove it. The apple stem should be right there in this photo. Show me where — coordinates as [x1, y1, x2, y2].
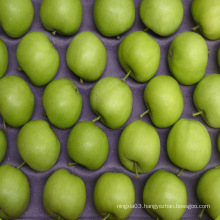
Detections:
[208, 50, 211, 54]
[198, 208, 205, 218]
[103, 213, 110, 220]
[52, 30, 56, 36]
[139, 109, 150, 118]
[116, 36, 120, 40]
[177, 168, 184, 177]
[134, 162, 139, 178]
[144, 27, 149, 32]
[121, 70, 132, 82]
[68, 162, 77, 166]
[92, 116, 101, 123]
[80, 78, 84, 84]
[17, 161, 26, 169]
[192, 25, 200, 31]
[192, 111, 203, 117]
[18, 67, 23, 72]
[3, 120, 6, 130]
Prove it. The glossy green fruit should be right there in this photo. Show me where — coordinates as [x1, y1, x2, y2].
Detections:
[118, 31, 160, 83]
[43, 78, 82, 129]
[94, 172, 135, 220]
[0, 164, 30, 219]
[197, 167, 220, 219]
[143, 170, 187, 220]
[0, 130, 7, 164]
[90, 77, 133, 129]
[0, 75, 34, 127]
[17, 120, 60, 172]
[93, 0, 135, 37]
[66, 32, 107, 82]
[0, 38, 8, 78]
[16, 32, 59, 86]
[168, 32, 208, 85]
[40, 0, 82, 35]
[0, 0, 34, 38]
[118, 120, 160, 176]
[193, 74, 220, 128]
[191, 0, 220, 40]
[43, 169, 86, 220]
[67, 121, 109, 170]
[141, 75, 184, 128]
[167, 119, 211, 172]
[140, 0, 184, 36]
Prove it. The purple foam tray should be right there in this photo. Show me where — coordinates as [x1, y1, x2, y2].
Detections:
[0, 0, 219, 219]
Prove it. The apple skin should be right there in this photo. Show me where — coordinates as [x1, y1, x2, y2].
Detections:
[0, 38, 8, 78]
[0, 164, 30, 220]
[118, 31, 160, 83]
[66, 32, 107, 81]
[191, 0, 220, 40]
[143, 170, 187, 220]
[0, 75, 34, 127]
[67, 121, 109, 170]
[0, 0, 34, 38]
[193, 74, 220, 128]
[93, 0, 135, 37]
[167, 119, 211, 172]
[94, 172, 135, 220]
[17, 119, 60, 172]
[90, 77, 133, 129]
[143, 75, 184, 128]
[0, 130, 7, 164]
[43, 169, 86, 220]
[118, 120, 160, 174]
[140, 0, 184, 36]
[168, 32, 208, 85]
[43, 78, 82, 129]
[16, 32, 60, 87]
[40, 0, 82, 35]
[197, 168, 220, 219]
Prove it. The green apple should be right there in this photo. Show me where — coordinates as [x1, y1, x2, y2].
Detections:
[43, 78, 82, 129]
[16, 32, 60, 86]
[143, 170, 187, 219]
[0, 130, 7, 164]
[0, 0, 34, 38]
[67, 121, 109, 170]
[93, 0, 135, 37]
[0, 38, 8, 78]
[0, 75, 34, 127]
[118, 31, 160, 83]
[118, 120, 160, 177]
[0, 164, 30, 219]
[168, 32, 208, 85]
[193, 74, 220, 128]
[43, 169, 86, 220]
[140, 0, 184, 36]
[191, 0, 220, 40]
[167, 118, 211, 172]
[40, 0, 82, 35]
[66, 32, 107, 82]
[90, 77, 133, 129]
[140, 75, 184, 128]
[17, 119, 60, 172]
[197, 167, 220, 219]
[94, 172, 135, 220]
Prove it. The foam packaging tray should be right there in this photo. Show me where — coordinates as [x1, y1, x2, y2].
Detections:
[0, 0, 219, 219]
